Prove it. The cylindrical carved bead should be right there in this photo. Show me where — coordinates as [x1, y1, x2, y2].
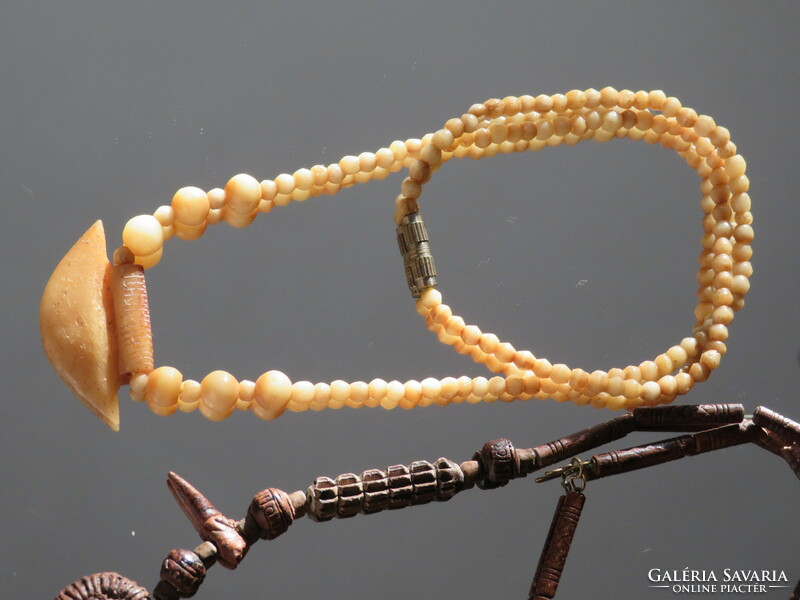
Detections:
[56, 572, 151, 600]
[306, 476, 338, 522]
[588, 435, 695, 480]
[434, 457, 464, 501]
[159, 549, 206, 598]
[475, 438, 519, 488]
[396, 212, 437, 297]
[336, 473, 364, 518]
[633, 403, 744, 431]
[409, 460, 438, 505]
[387, 464, 414, 509]
[753, 406, 800, 445]
[246, 487, 295, 540]
[692, 422, 755, 454]
[361, 468, 390, 514]
[529, 491, 586, 600]
[110, 264, 154, 382]
[529, 415, 636, 472]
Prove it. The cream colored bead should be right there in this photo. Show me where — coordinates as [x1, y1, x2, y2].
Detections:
[225, 174, 261, 215]
[145, 366, 182, 408]
[222, 205, 257, 228]
[237, 379, 255, 411]
[366, 378, 387, 408]
[345, 381, 367, 408]
[172, 187, 209, 226]
[478, 333, 499, 354]
[178, 379, 201, 412]
[123, 215, 163, 257]
[173, 220, 207, 241]
[533, 358, 552, 378]
[549, 363, 571, 385]
[200, 370, 239, 414]
[129, 372, 149, 402]
[253, 370, 292, 420]
[134, 247, 163, 269]
[154, 205, 174, 227]
[208, 187, 226, 209]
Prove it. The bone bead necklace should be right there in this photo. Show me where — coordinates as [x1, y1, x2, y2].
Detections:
[39, 88, 752, 430]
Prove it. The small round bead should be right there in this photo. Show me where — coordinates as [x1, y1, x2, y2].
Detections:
[172, 187, 209, 226]
[123, 215, 163, 257]
[253, 370, 292, 420]
[178, 379, 201, 412]
[134, 247, 162, 269]
[173, 220, 207, 241]
[129, 372, 149, 402]
[225, 174, 262, 215]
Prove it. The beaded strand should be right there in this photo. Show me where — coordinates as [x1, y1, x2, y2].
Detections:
[395, 89, 751, 411]
[113, 89, 751, 421]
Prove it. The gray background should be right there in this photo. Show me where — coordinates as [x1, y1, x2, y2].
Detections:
[2, 2, 799, 599]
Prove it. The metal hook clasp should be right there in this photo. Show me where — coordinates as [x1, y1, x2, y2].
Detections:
[535, 457, 590, 493]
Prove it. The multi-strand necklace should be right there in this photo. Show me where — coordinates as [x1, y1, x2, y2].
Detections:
[40, 88, 752, 431]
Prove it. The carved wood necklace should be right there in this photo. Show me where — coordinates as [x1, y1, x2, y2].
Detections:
[39, 88, 752, 430]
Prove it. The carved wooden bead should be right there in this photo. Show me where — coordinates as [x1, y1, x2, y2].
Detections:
[433, 457, 464, 500]
[160, 549, 206, 598]
[361, 468, 390, 513]
[387, 464, 414, 509]
[56, 572, 151, 600]
[409, 460, 438, 505]
[306, 476, 338, 522]
[474, 438, 519, 489]
[336, 473, 365, 517]
[247, 487, 295, 540]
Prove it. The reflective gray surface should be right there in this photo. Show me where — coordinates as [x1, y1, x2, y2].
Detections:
[3, 2, 799, 598]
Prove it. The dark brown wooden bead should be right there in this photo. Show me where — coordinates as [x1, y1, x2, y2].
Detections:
[387, 464, 414, 509]
[692, 422, 757, 454]
[528, 415, 635, 472]
[529, 491, 585, 600]
[246, 488, 295, 540]
[633, 403, 744, 431]
[56, 573, 150, 600]
[306, 476, 338, 522]
[336, 473, 364, 518]
[753, 406, 800, 445]
[434, 457, 464, 500]
[159, 549, 206, 597]
[474, 438, 519, 488]
[589, 435, 696, 479]
[361, 468, 389, 513]
[409, 460, 438, 504]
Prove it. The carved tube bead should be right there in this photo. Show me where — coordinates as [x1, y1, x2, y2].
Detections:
[633, 403, 744, 431]
[110, 264, 154, 383]
[529, 491, 585, 600]
[753, 406, 800, 445]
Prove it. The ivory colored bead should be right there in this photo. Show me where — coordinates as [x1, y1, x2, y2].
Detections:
[658, 375, 677, 397]
[172, 187, 209, 226]
[222, 205, 257, 228]
[173, 220, 207, 241]
[478, 333, 499, 354]
[145, 366, 183, 408]
[237, 379, 255, 410]
[533, 359, 552, 378]
[134, 248, 162, 269]
[513, 350, 536, 371]
[622, 379, 641, 400]
[366, 378, 387, 408]
[129, 372, 149, 402]
[178, 379, 201, 411]
[153, 205, 174, 227]
[200, 370, 239, 413]
[348, 381, 368, 408]
[123, 215, 163, 257]
[401, 380, 422, 408]
[460, 325, 481, 346]
[641, 381, 661, 404]
[550, 363, 571, 385]
[225, 174, 261, 215]
[253, 370, 292, 420]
